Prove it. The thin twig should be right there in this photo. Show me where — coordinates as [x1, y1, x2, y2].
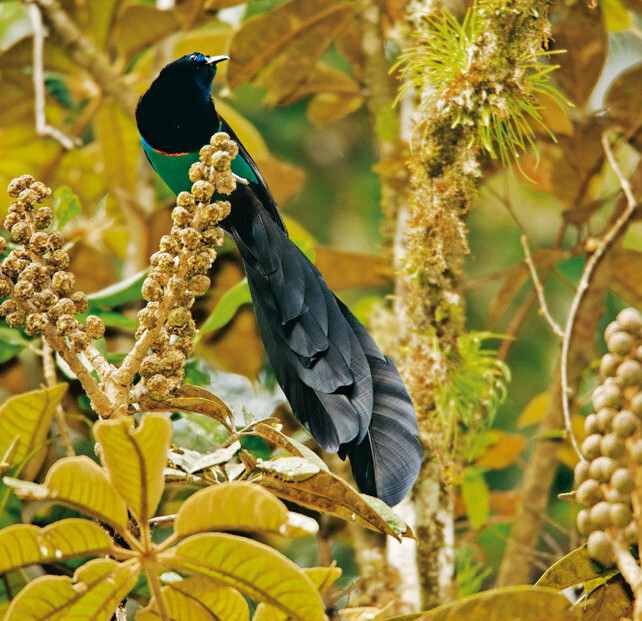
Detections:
[25, 2, 79, 150]
[42, 340, 75, 456]
[520, 235, 564, 338]
[560, 132, 640, 463]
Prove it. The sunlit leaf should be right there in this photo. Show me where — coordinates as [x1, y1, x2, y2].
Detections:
[257, 456, 409, 539]
[316, 247, 391, 290]
[461, 467, 490, 529]
[165, 533, 324, 621]
[136, 575, 249, 621]
[386, 586, 576, 620]
[256, 456, 321, 481]
[581, 575, 633, 620]
[308, 91, 364, 126]
[536, 545, 614, 589]
[93, 99, 140, 192]
[175, 481, 317, 538]
[215, 100, 270, 158]
[517, 391, 550, 428]
[254, 564, 341, 621]
[5, 455, 128, 530]
[94, 414, 172, 522]
[475, 431, 527, 470]
[162, 384, 233, 427]
[254, 156, 307, 204]
[6, 558, 139, 620]
[602, 0, 632, 31]
[227, 0, 354, 89]
[0, 383, 67, 478]
[0, 519, 112, 573]
[253, 422, 329, 471]
[188, 440, 241, 472]
[115, 5, 180, 58]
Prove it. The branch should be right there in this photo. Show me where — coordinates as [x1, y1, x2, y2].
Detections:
[42, 339, 75, 456]
[25, 2, 79, 149]
[520, 235, 564, 339]
[560, 132, 640, 463]
[30, 0, 137, 115]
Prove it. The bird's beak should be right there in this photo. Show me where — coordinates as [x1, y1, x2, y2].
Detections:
[205, 55, 229, 66]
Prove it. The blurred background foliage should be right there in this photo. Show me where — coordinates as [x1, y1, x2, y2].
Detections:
[0, 0, 642, 613]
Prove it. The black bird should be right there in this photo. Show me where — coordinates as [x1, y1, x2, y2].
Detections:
[136, 53, 421, 506]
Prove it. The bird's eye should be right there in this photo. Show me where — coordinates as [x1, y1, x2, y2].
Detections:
[189, 54, 198, 61]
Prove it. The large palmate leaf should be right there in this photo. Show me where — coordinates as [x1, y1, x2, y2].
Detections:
[94, 414, 172, 522]
[0, 519, 112, 573]
[165, 533, 324, 621]
[174, 481, 317, 538]
[5, 455, 128, 530]
[136, 575, 249, 621]
[0, 383, 67, 478]
[386, 586, 577, 620]
[6, 558, 139, 621]
[227, 0, 354, 89]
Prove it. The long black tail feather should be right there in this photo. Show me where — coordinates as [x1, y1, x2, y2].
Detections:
[221, 181, 421, 505]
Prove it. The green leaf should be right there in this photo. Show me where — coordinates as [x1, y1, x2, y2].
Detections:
[86, 268, 148, 308]
[461, 467, 490, 530]
[200, 277, 252, 334]
[77, 310, 138, 329]
[165, 533, 324, 621]
[52, 186, 82, 230]
[0, 326, 29, 363]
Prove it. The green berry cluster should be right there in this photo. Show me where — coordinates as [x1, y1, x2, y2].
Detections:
[0, 175, 104, 350]
[574, 308, 642, 564]
[137, 132, 237, 401]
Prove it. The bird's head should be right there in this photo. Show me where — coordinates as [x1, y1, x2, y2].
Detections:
[136, 52, 228, 153]
[159, 52, 229, 98]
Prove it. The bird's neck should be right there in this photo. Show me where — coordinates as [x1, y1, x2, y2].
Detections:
[136, 85, 219, 155]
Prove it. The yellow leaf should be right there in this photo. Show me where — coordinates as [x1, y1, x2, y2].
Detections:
[307, 91, 364, 126]
[338, 608, 385, 621]
[115, 5, 180, 58]
[215, 100, 269, 159]
[254, 156, 307, 204]
[6, 558, 139, 621]
[315, 247, 391, 290]
[227, 0, 354, 89]
[175, 481, 317, 538]
[164, 533, 324, 621]
[0, 383, 67, 479]
[253, 564, 342, 621]
[603, 0, 632, 31]
[164, 384, 233, 427]
[93, 100, 140, 191]
[8, 456, 128, 531]
[517, 392, 550, 428]
[476, 431, 527, 470]
[136, 575, 249, 621]
[402, 586, 575, 620]
[0, 519, 112, 573]
[94, 414, 172, 522]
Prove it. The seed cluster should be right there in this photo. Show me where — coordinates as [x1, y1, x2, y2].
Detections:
[137, 132, 237, 401]
[0, 175, 104, 350]
[574, 307, 642, 564]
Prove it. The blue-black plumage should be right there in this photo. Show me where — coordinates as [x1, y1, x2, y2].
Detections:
[136, 52, 421, 506]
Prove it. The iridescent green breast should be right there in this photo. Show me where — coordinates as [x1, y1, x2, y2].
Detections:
[141, 136, 258, 196]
